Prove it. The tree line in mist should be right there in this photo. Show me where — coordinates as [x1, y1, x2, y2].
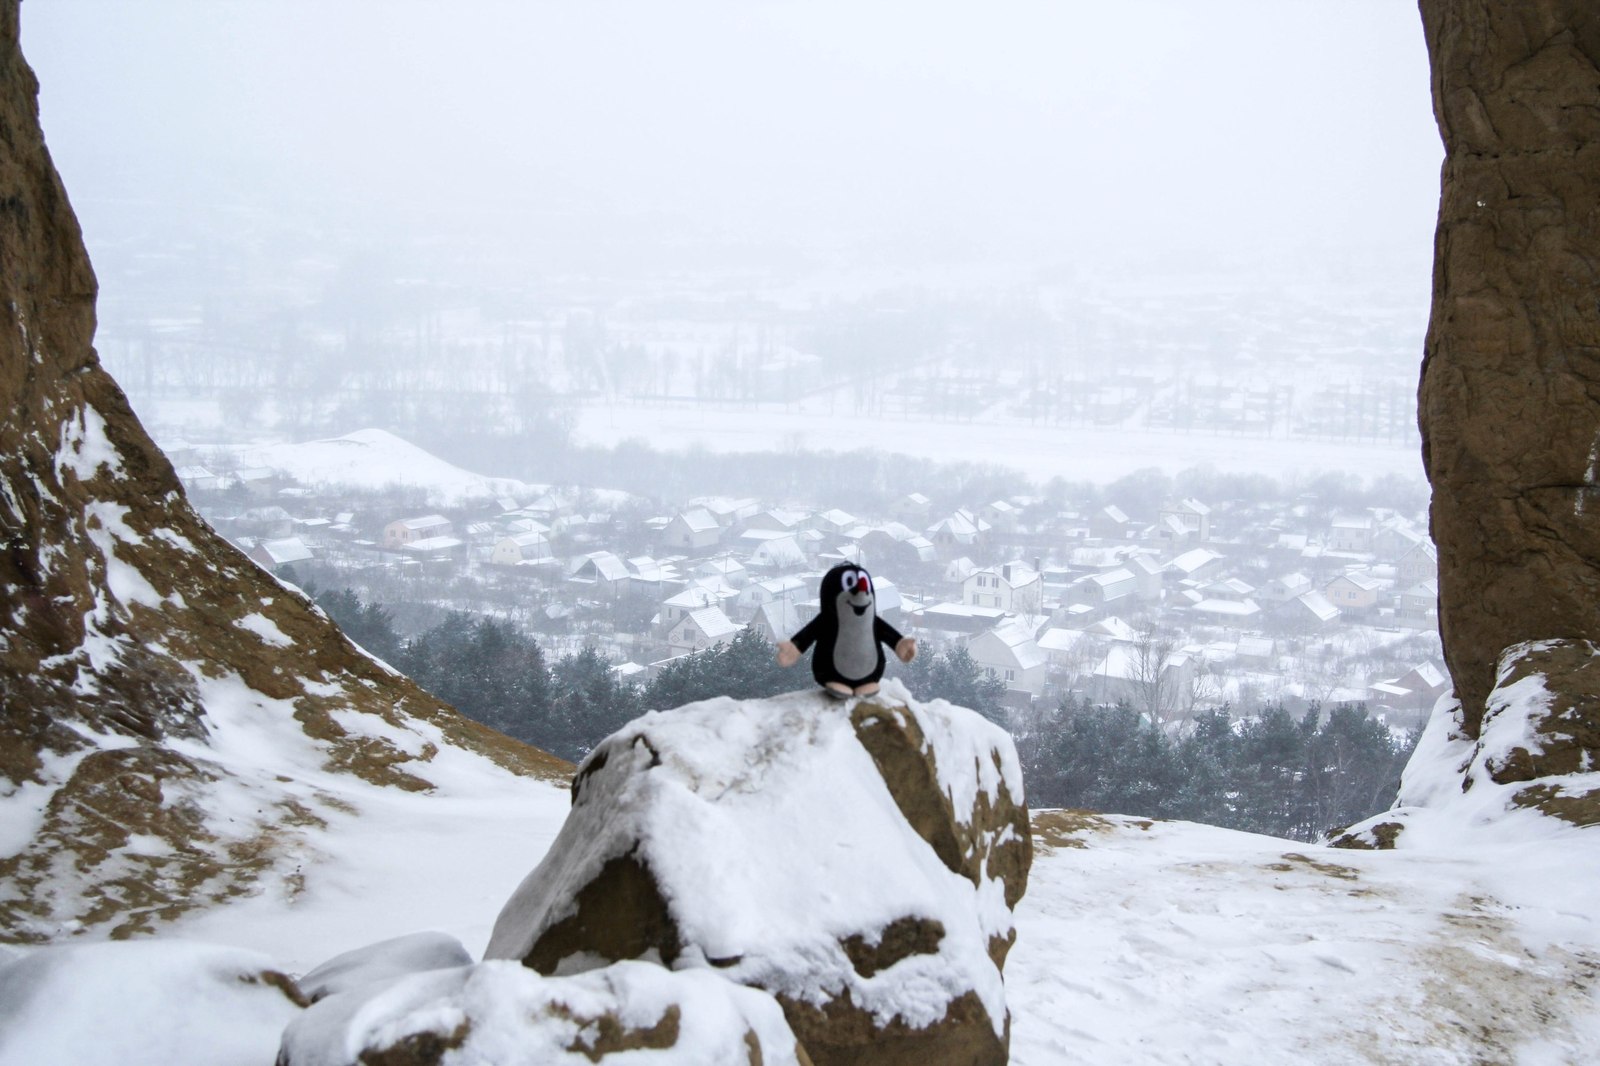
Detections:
[314, 585, 1414, 842]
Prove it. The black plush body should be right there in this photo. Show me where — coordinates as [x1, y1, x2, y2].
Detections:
[787, 563, 907, 688]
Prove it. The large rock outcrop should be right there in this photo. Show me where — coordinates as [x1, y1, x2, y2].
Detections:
[1418, 1, 1600, 731]
[484, 683, 1031, 1066]
[0, 2, 567, 944]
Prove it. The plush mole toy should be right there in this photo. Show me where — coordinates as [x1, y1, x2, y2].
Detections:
[777, 563, 917, 698]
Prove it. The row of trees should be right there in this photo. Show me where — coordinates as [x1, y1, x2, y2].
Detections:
[314, 588, 1007, 761]
[1015, 700, 1416, 842]
[316, 587, 1413, 841]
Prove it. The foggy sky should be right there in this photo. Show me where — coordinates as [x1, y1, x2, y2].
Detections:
[24, 1, 1441, 279]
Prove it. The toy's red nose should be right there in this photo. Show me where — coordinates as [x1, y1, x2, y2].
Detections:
[859, 575, 871, 592]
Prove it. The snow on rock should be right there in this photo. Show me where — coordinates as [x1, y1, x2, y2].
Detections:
[0, 939, 304, 1066]
[484, 679, 1030, 1066]
[279, 958, 806, 1066]
[296, 932, 473, 1003]
[1334, 639, 1600, 850]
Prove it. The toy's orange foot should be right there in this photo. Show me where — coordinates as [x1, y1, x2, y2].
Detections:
[853, 682, 880, 697]
[824, 682, 853, 699]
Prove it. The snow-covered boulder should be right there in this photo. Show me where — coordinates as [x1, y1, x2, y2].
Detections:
[0, 940, 305, 1066]
[484, 680, 1030, 1066]
[296, 932, 473, 1004]
[278, 958, 807, 1065]
[1334, 639, 1600, 848]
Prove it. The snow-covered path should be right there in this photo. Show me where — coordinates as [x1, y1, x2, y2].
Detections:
[1008, 811, 1600, 1065]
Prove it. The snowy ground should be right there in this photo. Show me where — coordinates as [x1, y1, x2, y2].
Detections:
[5, 693, 1599, 1064]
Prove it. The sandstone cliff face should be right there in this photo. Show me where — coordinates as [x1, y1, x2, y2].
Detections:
[1418, 1, 1600, 731]
[0, 3, 565, 943]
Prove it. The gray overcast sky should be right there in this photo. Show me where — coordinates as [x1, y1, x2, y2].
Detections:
[23, 0, 1441, 278]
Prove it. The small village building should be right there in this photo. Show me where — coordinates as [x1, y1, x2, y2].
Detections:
[661, 509, 721, 551]
[963, 562, 1043, 614]
[968, 621, 1048, 695]
[926, 510, 990, 552]
[569, 551, 631, 596]
[384, 514, 453, 549]
[1284, 590, 1341, 630]
[175, 465, 219, 493]
[1126, 554, 1165, 602]
[490, 531, 551, 566]
[1396, 580, 1439, 629]
[666, 605, 742, 655]
[913, 602, 1010, 637]
[247, 536, 315, 572]
[735, 574, 811, 616]
[1259, 572, 1313, 603]
[1396, 540, 1439, 588]
[401, 535, 465, 562]
[892, 492, 933, 525]
[979, 500, 1022, 534]
[1158, 497, 1212, 542]
[1329, 516, 1376, 554]
[1165, 547, 1224, 582]
[1325, 571, 1384, 613]
[1090, 504, 1136, 541]
[694, 555, 750, 588]
[749, 599, 805, 645]
[747, 535, 807, 570]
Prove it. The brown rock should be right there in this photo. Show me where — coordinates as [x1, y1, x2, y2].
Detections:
[1418, 0, 1600, 731]
[0, 3, 568, 943]
[485, 690, 1027, 1066]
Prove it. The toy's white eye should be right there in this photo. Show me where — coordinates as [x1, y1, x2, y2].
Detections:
[842, 571, 858, 591]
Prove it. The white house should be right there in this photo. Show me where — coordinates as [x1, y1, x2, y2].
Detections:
[962, 561, 1043, 614]
[569, 551, 631, 596]
[384, 514, 452, 549]
[968, 621, 1048, 696]
[247, 536, 314, 572]
[489, 532, 551, 567]
[661, 509, 721, 551]
[666, 606, 742, 655]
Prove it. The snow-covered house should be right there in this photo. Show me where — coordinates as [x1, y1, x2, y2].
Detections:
[962, 562, 1043, 614]
[661, 509, 721, 552]
[247, 536, 314, 572]
[1158, 497, 1212, 542]
[968, 622, 1048, 696]
[926, 510, 990, 553]
[666, 606, 742, 655]
[1329, 516, 1376, 554]
[1090, 504, 1136, 541]
[490, 531, 551, 567]
[569, 551, 631, 596]
[1325, 571, 1384, 613]
[384, 514, 452, 549]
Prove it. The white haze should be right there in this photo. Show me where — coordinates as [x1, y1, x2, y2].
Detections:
[26, 0, 1440, 281]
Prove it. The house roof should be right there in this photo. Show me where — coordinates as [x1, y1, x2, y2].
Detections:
[1089, 568, 1135, 588]
[403, 535, 463, 553]
[1167, 548, 1223, 575]
[684, 606, 740, 642]
[674, 508, 720, 533]
[1295, 590, 1341, 622]
[1330, 571, 1385, 592]
[1036, 628, 1084, 653]
[397, 514, 450, 530]
[254, 537, 314, 566]
[573, 551, 630, 582]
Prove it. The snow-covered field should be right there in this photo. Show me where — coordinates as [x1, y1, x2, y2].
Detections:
[572, 400, 1424, 486]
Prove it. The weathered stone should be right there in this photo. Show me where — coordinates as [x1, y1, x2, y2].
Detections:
[0, 2, 569, 943]
[485, 687, 1028, 1066]
[1418, 0, 1600, 731]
